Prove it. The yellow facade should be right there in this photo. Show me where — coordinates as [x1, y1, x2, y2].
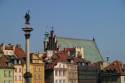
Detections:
[32, 63, 44, 83]
[23, 53, 45, 83]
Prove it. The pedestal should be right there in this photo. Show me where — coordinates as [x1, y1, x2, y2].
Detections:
[24, 72, 32, 83]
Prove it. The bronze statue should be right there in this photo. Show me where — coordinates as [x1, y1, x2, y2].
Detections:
[25, 11, 30, 24]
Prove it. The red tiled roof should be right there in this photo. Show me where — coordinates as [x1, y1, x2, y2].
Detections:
[45, 51, 68, 70]
[0, 56, 12, 68]
[0, 63, 8, 68]
[73, 57, 90, 64]
[45, 60, 58, 70]
[14, 47, 26, 58]
[0, 55, 8, 63]
[104, 60, 125, 74]
[64, 48, 75, 52]
[73, 57, 84, 63]
[57, 52, 68, 62]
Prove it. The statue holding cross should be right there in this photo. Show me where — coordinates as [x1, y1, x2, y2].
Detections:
[25, 11, 30, 24]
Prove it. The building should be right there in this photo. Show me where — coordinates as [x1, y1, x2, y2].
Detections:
[14, 64, 24, 83]
[101, 60, 125, 83]
[43, 29, 103, 63]
[13, 47, 26, 83]
[0, 55, 14, 83]
[45, 51, 78, 83]
[0, 43, 26, 83]
[54, 62, 78, 83]
[23, 53, 45, 83]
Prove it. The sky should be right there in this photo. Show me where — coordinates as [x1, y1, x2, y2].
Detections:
[0, 0, 125, 63]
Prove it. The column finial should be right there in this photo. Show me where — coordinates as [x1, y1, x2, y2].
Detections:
[25, 10, 30, 24]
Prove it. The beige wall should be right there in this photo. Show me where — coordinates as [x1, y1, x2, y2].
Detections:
[75, 47, 84, 58]
[14, 65, 23, 83]
[67, 64, 78, 83]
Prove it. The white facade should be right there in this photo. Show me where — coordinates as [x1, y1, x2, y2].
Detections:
[54, 62, 78, 83]
[120, 76, 125, 83]
[54, 62, 67, 83]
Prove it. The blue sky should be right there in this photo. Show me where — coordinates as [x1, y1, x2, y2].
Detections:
[0, 0, 125, 62]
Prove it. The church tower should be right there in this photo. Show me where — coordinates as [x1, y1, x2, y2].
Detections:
[43, 28, 59, 51]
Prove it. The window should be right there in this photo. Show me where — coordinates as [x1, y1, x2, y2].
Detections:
[19, 60, 21, 64]
[4, 80, 7, 83]
[59, 80, 62, 83]
[19, 76, 22, 80]
[59, 64, 61, 68]
[34, 66, 36, 71]
[55, 80, 58, 83]
[63, 65, 65, 68]
[35, 74, 39, 80]
[63, 70, 65, 76]
[63, 80, 65, 83]
[14, 60, 17, 64]
[36, 66, 38, 72]
[9, 70, 11, 77]
[39, 67, 41, 71]
[8, 80, 12, 83]
[15, 68, 17, 72]
[55, 70, 58, 76]
[38, 74, 41, 80]
[34, 74, 36, 80]
[19, 68, 21, 72]
[4, 70, 7, 77]
[4, 80, 6, 83]
[15, 76, 17, 80]
[59, 70, 61, 76]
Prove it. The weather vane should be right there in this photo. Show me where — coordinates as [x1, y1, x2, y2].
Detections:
[25, 10, 30, 24]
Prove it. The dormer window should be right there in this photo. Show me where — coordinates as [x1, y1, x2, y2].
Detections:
[82, 63, 85, 66]
[19, 60, 21, 64]
[14, 60, 17, 64]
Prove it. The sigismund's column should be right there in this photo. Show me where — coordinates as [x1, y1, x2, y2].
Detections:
[22, 11, 33, 83]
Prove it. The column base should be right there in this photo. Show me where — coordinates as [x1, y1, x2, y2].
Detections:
[24, 72, 32, 83]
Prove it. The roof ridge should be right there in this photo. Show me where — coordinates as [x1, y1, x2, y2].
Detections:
[56, 36, 93, 41]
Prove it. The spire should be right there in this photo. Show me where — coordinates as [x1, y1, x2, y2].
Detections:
[50, 25, 54, 37]
[93, 37, 95, 41]
[51, 25, 54, 31]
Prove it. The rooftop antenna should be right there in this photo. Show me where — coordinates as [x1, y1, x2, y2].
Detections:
[106, 56, 110, 63]
[51, 25, 54, 31]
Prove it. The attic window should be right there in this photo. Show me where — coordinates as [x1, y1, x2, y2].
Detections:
[122, 69, 125, 72]
[63, 64, 65, 68]
[19, 60, 21, 64]
[82, 63, 85, 66]
[59, 64, 61, 68]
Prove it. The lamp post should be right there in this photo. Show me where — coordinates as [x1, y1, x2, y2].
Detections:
[22, 11, 33, 83]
